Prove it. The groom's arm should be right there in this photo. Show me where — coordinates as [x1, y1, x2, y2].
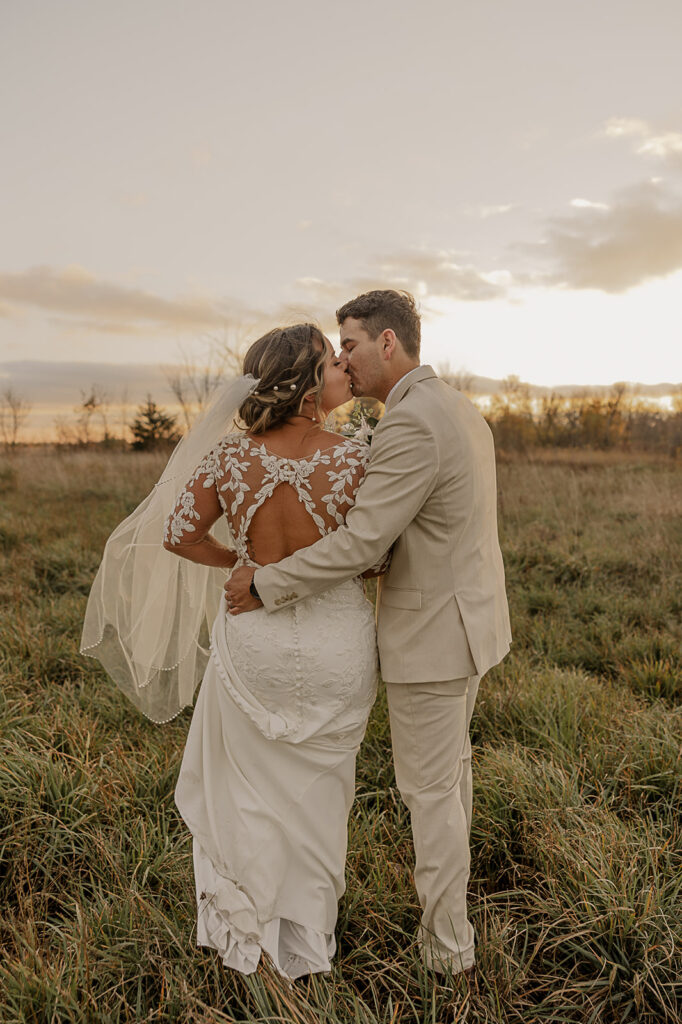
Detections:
[253, 408, 439, 612]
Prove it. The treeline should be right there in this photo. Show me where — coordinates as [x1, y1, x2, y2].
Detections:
[53, 392, 181, 451]
[3, 376, 681, 457]
[479, 379, 682, 455]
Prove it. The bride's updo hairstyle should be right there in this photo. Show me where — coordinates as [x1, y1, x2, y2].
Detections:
[238, 323, 328, 435]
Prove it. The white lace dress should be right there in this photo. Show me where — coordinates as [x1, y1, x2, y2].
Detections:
[165, 433, 380, 979]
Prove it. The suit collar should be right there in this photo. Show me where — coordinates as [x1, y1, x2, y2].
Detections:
[384, 365, 437, 412]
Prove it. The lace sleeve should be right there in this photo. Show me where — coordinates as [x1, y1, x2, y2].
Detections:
[328, 438, 392, 575]
[364, 547, 393, 577]
[163, 447, 225, 547]
[321, 439, 370, 525]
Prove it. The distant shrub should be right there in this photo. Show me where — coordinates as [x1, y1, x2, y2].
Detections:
[129, 397, 180, 451]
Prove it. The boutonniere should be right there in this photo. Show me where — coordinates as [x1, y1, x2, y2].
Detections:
[341, 409, 380, 445]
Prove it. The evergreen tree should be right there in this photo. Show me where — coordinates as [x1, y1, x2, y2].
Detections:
[130, 396, 180, 450]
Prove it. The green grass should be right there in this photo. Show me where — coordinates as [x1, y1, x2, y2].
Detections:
[1, 448, 680, 1022]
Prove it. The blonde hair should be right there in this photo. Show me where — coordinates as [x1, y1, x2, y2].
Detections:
[238, 324, 328, 434]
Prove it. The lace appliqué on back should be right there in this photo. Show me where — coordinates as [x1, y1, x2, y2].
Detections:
[164, 434, 371, 565]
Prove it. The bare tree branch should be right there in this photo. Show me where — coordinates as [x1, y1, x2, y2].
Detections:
[74, 385, 109, 446]
[0, 386, 32, 448]
[163, 326, 251, 430]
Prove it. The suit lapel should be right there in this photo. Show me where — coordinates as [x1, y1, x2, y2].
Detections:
[384, 365, 437, 413]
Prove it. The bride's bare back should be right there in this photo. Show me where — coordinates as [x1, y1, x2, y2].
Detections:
[164, 428, 370, 567]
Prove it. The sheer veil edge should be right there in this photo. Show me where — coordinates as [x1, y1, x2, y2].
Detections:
[80, 374, 260, 723]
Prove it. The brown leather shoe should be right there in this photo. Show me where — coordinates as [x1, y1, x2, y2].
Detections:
[462, 964, 478, 996]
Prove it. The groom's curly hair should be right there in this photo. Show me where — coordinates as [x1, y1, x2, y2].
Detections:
[336, 289, 421, 359]
[238, 323, 328, 434]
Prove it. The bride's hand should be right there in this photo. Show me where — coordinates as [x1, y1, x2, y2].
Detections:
[224, 566, 262, 615]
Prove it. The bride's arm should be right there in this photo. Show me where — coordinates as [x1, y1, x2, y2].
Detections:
[334, 445, 392, 581]
[163, 457, 237, 569]
[361, 549, 393, 579]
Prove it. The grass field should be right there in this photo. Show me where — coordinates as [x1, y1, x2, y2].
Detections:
[0, 448, 680, 1023]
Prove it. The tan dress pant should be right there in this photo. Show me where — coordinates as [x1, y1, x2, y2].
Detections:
[385, 675, 480, 973]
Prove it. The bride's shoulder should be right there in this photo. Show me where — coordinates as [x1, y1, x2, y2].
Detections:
[202, 431, 250, 463]
[322, 431, 371, 463]
[214, 430, 249, 450]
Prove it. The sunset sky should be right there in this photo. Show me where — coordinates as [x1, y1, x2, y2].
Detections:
[1, 0, 681, 437]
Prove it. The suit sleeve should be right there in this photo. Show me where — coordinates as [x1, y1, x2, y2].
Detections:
[254, 409, 439, 612]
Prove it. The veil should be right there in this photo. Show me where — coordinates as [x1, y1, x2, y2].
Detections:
[80, 374, 260, 723]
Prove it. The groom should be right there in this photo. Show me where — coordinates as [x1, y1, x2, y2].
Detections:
[225, 289, 511, 974]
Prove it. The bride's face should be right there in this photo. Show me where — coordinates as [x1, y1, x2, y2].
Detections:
[316, 338, 353, 414]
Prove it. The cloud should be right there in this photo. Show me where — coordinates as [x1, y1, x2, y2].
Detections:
[570, 198, 609, 210]
[294, 249, 507, 319]
[0, 359, 177, 404]
[460, 203, 518, 219]
[372, 251, 507, 301]
[605, 117, 650, 140]
[518, 122, 682, 293]
[536, 180, 682, 293]
[604, 118, 682, 167]
[46, 316, 159, 336]
[476, 204, 516, 218]
[0, 265, 239, 332]
[638, 133, 682, 161]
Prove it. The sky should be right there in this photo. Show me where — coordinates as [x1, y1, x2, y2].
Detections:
[1, 0, 681, 437]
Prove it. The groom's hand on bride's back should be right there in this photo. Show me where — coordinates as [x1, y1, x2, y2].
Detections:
[224, 566, 262, 615]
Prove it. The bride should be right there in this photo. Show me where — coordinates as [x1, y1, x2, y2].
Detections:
[81, 323, 384, 979]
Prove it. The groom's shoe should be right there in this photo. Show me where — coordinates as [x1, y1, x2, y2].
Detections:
[422, 938, 475, 979]
[430, 960, 477, 985]
[441, 964, 477, 1005]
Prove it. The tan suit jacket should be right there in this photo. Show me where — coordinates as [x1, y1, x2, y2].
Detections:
[254, 365, 511, 682]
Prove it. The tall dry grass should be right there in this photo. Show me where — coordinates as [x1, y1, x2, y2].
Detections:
[0, 448, 680, 1023]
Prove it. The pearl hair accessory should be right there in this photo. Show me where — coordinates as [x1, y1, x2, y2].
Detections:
[290, 384, 296, 390]
[273, 386, 279, 391]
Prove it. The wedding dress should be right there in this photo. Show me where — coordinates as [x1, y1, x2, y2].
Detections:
[166, 432, 380, 979]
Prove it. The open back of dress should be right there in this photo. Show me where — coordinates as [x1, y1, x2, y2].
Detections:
[164, 432, 371, 568]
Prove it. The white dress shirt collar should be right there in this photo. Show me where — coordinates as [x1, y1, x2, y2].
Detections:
[384, 366, 424, 408]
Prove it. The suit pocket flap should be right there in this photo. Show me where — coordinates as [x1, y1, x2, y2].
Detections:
[381, 586, 422, 610]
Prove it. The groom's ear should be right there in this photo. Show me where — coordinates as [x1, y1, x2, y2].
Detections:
[380, 329, 397, 360]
